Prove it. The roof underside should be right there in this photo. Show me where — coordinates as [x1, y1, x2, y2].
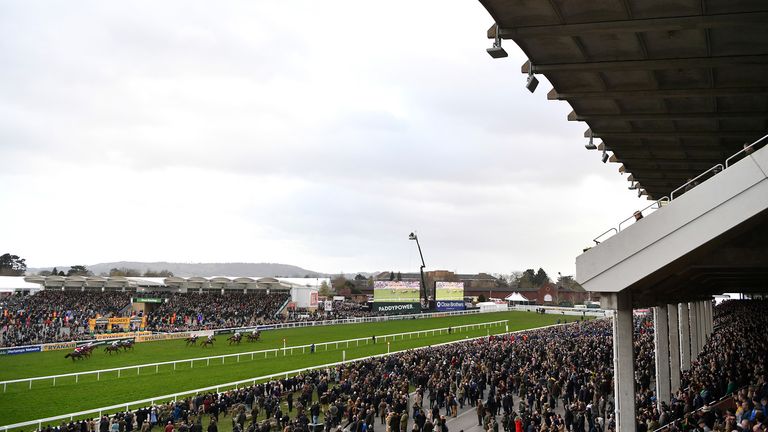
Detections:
[480, 0, 768, 199]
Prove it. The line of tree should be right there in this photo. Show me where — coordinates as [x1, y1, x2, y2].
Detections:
[0, 253, 27, 276]
[37, 265, 91, 276]
[34, 266, 174, 277]
[498, 268, 584, 291]
[106, 268, 174, 277]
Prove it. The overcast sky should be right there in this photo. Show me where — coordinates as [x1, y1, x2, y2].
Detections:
[0, 1, 644, 276]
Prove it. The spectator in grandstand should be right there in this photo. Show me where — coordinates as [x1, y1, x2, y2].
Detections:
[24, 299, 768, 432]
[145, 292, 291, 332]
[651, 300, 768, 432]
[0, 290, 132, 347]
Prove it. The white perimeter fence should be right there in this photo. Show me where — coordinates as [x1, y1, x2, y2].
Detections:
[207, 307, 491, 334]
[0, 321, 562, 432]
[0, 307, 495, 354]
[0, 320, 508, 392]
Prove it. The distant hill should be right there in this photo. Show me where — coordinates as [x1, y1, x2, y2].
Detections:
[28, 262, 325, 278]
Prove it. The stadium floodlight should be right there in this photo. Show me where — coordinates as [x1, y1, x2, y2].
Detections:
[585, 133, 597, 150]
[525, 68, 539, 93]
[487, 25, 508, 59]
[408, 232, 428, 307]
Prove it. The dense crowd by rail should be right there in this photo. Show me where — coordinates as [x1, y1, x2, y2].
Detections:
[0, 291, 385, 347]
[32, 318, 645, 432]
[0, 291, 132, 347]
[654, 300, 768, 432]
[28, 300, 768, 432]
[146, 293, 291, 332]
[6, 293, 767, 432]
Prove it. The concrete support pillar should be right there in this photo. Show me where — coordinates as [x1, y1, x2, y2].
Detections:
[688, 301, 699, 358]
[668, 304, 681, 391]
[697, 302, 706, 350]
[678, 303, 691, 371]
[611, 292, 636, 432]
[707, 301, 714, 336]
[654, 306, 671, 407]
[702, 302, 709, 339]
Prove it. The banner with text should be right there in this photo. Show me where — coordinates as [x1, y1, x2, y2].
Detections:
[0, 346, 42, 355]
[371, 302, 421, 315]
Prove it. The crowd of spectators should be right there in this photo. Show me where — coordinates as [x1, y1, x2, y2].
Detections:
[38, 318, 641, 432]
[286, 302, 384, 322]
[33, 300, 768, 432]
[146, 292, 291, 332]
[0, 292, 389, 346]
[0, 290, 131, 347]
[652, 300, 768, 432]
[0, 290, 407, 347]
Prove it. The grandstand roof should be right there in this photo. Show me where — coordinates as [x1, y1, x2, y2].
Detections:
[17, 275, 327, 291]
[0, 276, 42, 292]
[479, 0, 768, 199]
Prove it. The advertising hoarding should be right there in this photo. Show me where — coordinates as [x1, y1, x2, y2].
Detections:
[435, 281, 465, 311]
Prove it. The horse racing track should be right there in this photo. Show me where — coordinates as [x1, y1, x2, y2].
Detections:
[0, 311, 562, 428]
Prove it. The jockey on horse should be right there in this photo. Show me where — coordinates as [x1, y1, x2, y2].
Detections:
[247, 329, 261, 342]
[104, 340, 121, 354]
[201, 334, 216, 348]
[228, 332, 242, 345]
[185, 334, 199, 346]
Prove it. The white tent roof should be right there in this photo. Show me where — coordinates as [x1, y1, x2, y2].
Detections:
[504, 292, 529, 302]
[0, 276, 43, 293]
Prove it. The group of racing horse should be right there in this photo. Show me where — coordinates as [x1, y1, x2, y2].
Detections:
[64, 339, 135, 360]
[63, 329, 261, 361]
[184, 329, 261, 348]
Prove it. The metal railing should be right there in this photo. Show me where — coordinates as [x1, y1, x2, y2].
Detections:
[590, 131, 767, 245]
[208, 307, 488, 335]
[0, 320, 507, 392]
[725, 132, 768, 168]
[669, 164, 723, 200]
[0, 321, 560, 432]
[273, 296, 292, 318]
[0, 307, 494, 354]
[617, 196, 669, 232]
[592, 228, 617, 245]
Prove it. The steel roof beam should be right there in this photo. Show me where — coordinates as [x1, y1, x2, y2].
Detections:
[522, 55, 768, 74]
[549, 87, 768, 100]
[488, 12, 768, 39]
[584, 128, 764, 138]
[568, 111, 768, 121]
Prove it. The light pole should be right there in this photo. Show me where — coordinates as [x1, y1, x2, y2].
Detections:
[409, 232, 428, 308]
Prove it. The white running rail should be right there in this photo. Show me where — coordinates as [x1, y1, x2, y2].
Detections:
[0, 320, 508, 392]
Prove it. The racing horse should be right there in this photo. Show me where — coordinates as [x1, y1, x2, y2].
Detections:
[104, 343, 122, 355]
[64, 350, 87, 361]
[65, 343, 95, 360]
[200, 336, 216, 348]
[227, 333, 242, 345]
[247, 330, 261, 342]
[185, 335, 199, 346]
[119, 339, 135, 351]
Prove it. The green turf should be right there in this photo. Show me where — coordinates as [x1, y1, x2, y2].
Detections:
[0, 311, 572, 427]
[0, 311, 554, 380]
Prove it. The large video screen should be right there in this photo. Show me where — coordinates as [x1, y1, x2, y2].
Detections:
[435, 282, 465, 300]
[373, 281, 420, 303]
